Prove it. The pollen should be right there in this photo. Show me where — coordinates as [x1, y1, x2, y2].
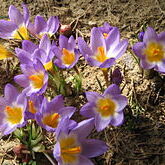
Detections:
[29, 73, 44, 89]
[13, 25, 29, 40]
[96, 97, 116, 117]
[103, 33, 108, 38]
[62, 48, 75, 65]
[144, 42, 164, 62]
[42, 113, 60, 128]
[0, 44, 13, 60]
[5, 106, 23, 124]
[95, 46, 108, 63]
[44, 61, 53, 71]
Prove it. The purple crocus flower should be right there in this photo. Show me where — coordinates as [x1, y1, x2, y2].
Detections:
[35, 95, 76, 132]
[98, 22, 113, 38]
[0, 84, 27, 135]
[0, 5, 29, 40]
[53, 35, 80, 69]
[26, 93, 44, 119]
[110, 68, 123, 85]
[78, 27, 128, 68]
[28, 15, 59, 39]
[80, 84, 127, 132]
[16, 34, 55, 71]
[53, 118, 108, 165]
[14, 60, 48, 96]
[133, 27, 165, 73]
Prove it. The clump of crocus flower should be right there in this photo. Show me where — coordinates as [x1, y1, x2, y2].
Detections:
[53, 35, 80, 69]
[54, 118, 108, 165]
[0, 84, 27, 135]
[133, 27, 165, 73]
[80, 84, 127, 131]
[0, 5, 29, 40]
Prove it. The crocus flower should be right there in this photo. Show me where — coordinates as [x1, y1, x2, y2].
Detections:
[133, 27, 165, 73]
[98, 22, 113, 38]
[54, 35, 80, 69]
[53, 118, 108, 165]
[26, 93, 43, 119]
[110, 68, 123, 85]
[80, 84, 127, 132]
[16, 34, 55, 71]
[14, 60, 48, 96]
[0, 84, 27, 135]
[78, 27, 128, 68]
[0, 44, 13, 60]
[35, 95, 76, 132]
[28, 15, 59, 38]
[0, 5, 29, 40]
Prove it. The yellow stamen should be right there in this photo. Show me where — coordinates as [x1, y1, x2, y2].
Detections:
[13, 25, 29, 40]
[29, 74, 44, 89]
[44, 61, 53, 71]
[60, 136, 81, 164]
[144, 42, 164, 62]
[42, 113, 60, 128]
[5, 106, 23, 124]
[62, 48, 75, 65]
[95, 46, 108, 63]
[28, 101, 37, 114]
[0, 44, 13, 60]
[96, 98, 116, 117]
[103, 33, 108, 38]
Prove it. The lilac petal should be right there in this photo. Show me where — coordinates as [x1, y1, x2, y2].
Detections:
[86, 56, 101, 67]
[95, 114, 111, 132]
[16, 93, 27, 108]
[85, 91, 101, 102]
[0, 97, 7, 108]
[90, 27, 106, 53]
[53, 142, 61, 163]
[106, 27, 120, 51]
[140, 59, 155, 69]
[39, 34, 51, 54]
[81, 139, 108, 158]
[99, 58, 116, 68]
[22, 40, 38, 54]
[104, 84, 121, 96]
[112, 95, 127, 112]
[78, 155, 94, 165]
[158, 32, 165, 43]
[17, 50, 32, 64]
[71, 118, 94, 139]
[155, 61, 165, 73]
[34, 16, 47, 34]
[9, 5, 24, 26]
[0, 20, 17, 33]
[132, 42, 145, 58]
[78, 37, 93, 57]
[4, 84, 19, 103]
[47, 16, 59, 34]
[23, 4, 29, 25]
[59, 35, 68, 49]
[67, 35, 75, 51]
[110, 39, 128, 59]
[111, 112, 124, 126]
[143, 27, 158, 43]
[80, 102, 96, 118]
[14, 74, 29, 87]
[60, 107, 76, 118]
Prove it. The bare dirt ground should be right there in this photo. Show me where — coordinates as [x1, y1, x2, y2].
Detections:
[0, 0, 165, 164]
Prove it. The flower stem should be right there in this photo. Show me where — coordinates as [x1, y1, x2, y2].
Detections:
[101, 68, 109, 87]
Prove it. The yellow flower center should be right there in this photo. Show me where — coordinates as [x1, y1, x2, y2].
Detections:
[28, 101, 37, 114]
[103, 33, 108, 38]
[42, 113, 60, 128]
[60, 135, 81, 164]
[95, 46, 108, 63]
[29, 74, 44, 89]
[144, 42, 164, 62]
[13, 25, 29, 40]
[96, 98, 116, 117]
[5, 106, 23, 124]
[0, 44, 13, 60]
[62, 48, 75, 65]
[44, 61, 53, 71]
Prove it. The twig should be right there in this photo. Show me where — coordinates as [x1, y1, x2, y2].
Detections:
[43, 152, 57, 165]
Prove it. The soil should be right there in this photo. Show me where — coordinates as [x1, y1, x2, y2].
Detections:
[0, 0, 165, 165]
